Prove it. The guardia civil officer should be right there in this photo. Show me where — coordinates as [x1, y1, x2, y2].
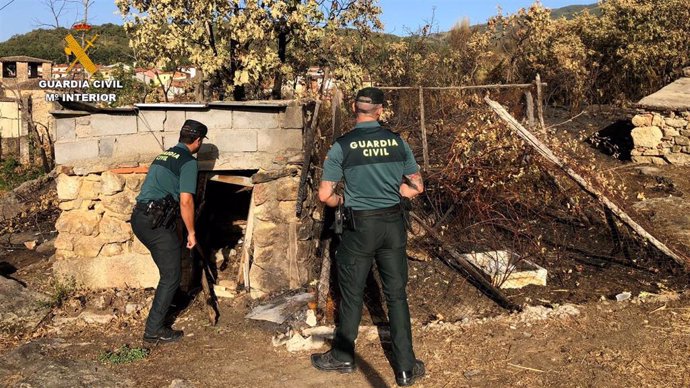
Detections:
[131, 119, 207, 343]
[311, 87, 426, 386]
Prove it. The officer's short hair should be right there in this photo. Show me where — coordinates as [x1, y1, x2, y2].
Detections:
[178, 119, 208, 144]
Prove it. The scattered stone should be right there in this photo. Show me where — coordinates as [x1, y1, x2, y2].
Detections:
[285, 332, 325, 352]
[36, 238, 56, 254]
[518, 304, 580, 322]
[464, 370, 482, 378]
[615, 292, 632, 302]
[305, 309, 318, 327]
[78, 310, 115, 325]
[23, 240, 37, 250]
[169, 379, 195, 388]
[214, 285, 236, 299]
[125, 303, 142, 315]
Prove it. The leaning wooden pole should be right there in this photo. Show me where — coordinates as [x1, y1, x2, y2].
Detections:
[418, 86, 429, 170]
[485, 96, 690, 269]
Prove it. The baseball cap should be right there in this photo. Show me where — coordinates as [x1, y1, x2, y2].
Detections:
[180, 119, 208, 139]
[355, 87, 385, 105]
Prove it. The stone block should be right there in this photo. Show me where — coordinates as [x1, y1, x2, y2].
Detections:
[55, 139, 99, 165]
[652, 114, 663, 127]
[642, 149, 662, 156]
[99, 137, 115, 157]
[681, 130, 690, 137]
[100, 189, 137, 220]
[163, 133, 181, 149]
[73, 235, 107, 257]
[186, 109, 232, 130]
[665, 118, 689, 128]
[631, 114, 652, 127]
[283, 103, 303, 129]
[78, 114, 137, 137]
[78, 179, 102, 200]
[100, 243, 124, 257]
[137, 110, 165, 132]
[663, 127, 680, 137]
[55, 210, 101, 236]
[112, 133, 165, 159]
[275, 178, 300, 201]
[163, 111, 187, 132]
[125, 174, 146, 191]
[56, 174, 82, 200]
[101, 171, 125, 196]
[234, 110, 280, 129]
[674, 136, 690, 146]
[212, 130, 257, 152]
[257, 129, 302, 153]
[55, 118, 76, 141]
[664, 153, 690, 166]
[98, 215, 132, 243]
[53, 254, 159, 289]
[631, 126, 663, 148]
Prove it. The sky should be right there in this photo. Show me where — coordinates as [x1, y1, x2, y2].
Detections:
[0, 0, 596, 43]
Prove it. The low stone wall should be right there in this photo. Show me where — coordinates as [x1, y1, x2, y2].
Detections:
[52, 167, 310, 297]
[53, 170, 156, 288]
[631, 111, 690, 165]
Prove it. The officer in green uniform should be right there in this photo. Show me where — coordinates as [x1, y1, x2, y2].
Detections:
[131, 119, 207, 344]
[311, 88, 426, 386]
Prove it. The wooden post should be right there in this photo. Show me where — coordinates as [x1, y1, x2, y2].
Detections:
[535, 74, 546, 131]
[524, 90, 535, 128]
[419, 86, 429, 170]
[485, 96, 690, 269]
[288, 222, 299, 288]
[237, 190, 256, 288]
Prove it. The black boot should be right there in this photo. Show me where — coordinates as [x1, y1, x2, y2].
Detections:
[143, 327, 183, 343]
[311, 350, 356, 373]
[395, 359, 425, 386]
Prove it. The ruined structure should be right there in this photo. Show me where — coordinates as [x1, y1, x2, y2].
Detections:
[51, 102, 309, 298]
[0, 56, 54, 162]
[631, 72, 690, 165]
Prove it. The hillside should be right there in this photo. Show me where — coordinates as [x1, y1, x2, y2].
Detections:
[551, 3, 600, 19]
[0, 24, 132, 64]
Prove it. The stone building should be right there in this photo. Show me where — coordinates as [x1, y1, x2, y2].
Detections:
[51, 102, 310, 298]
[630, 69, 690, 165]
[0, 56, 55, 162]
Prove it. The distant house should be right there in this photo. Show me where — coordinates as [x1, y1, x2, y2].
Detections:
[0, 55, 53, 85]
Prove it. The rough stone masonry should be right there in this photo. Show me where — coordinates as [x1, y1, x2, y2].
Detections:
[631, 75, 690, 166]
[51, 101, 309, 298]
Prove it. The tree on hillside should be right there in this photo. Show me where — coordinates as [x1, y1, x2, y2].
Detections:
[115, 0, 382, 100]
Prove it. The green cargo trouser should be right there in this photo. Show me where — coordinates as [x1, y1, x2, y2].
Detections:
[331, 209, 416, 372]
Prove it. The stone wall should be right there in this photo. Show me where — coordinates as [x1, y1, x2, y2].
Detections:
[51, 102, 308, 297]
[631, 111, 690, 165]
[53, 101, 303, 171]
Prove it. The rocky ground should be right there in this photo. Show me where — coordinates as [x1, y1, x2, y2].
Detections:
[2, 105, 690, 387]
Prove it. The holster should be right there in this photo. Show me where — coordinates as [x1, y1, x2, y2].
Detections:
[147, 194, 178, 229]
[333, 204, 356, 235]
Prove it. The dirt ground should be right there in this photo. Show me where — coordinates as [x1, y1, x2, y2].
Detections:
[3, 105, 690, 387]
[3, 255, 690, 388]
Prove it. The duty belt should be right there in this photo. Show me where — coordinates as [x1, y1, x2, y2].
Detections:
[351, 204, 401, 217]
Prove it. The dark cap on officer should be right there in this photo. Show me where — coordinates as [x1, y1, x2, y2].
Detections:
[355, 87, 385, 105]
[179, 119, 208, 140]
